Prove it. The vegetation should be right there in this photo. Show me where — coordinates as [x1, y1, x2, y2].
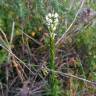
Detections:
[0, 0, 96, 96]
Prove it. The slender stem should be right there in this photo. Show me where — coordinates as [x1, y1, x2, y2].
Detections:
[49, 35, 55, 69]
[49, 30, 60, 96]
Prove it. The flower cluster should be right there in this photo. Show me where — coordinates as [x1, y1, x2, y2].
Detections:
[46, 12, 59, 31]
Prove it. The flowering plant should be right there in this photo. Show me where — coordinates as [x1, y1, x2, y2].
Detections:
[45, 12, 60, 96]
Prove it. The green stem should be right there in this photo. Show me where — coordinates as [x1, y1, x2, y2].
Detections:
[48, 31, 60, 96]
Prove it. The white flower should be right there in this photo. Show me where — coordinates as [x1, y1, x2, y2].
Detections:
[48, 13, 52, 18]
[50, 33, 57, 39]
[54, 13, 59, 18]
[46, 15, 49, 21]
[49, 19, 53, 24]
[46, 13, 51, 21]
[46, 12, 59, 31]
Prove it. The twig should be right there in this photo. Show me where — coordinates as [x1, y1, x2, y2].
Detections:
[47, 68, 96, 86]
[56, 0, 85, 45]
[0, 44, 35, 75]
[21, 30, 42, 46]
